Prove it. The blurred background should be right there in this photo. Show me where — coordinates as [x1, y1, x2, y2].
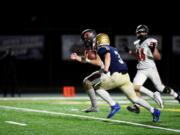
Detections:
[0, 12, 180, 97]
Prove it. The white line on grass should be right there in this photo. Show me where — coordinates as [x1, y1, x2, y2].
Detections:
[0, 105, 180, 133]
[0, 96, 128, 100]
[5, 121, 27, 126]
[0, 95, 175, 101]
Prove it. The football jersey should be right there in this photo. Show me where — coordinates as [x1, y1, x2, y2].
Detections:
[133, 38, 157, 69]
[97, 45, 128, 74]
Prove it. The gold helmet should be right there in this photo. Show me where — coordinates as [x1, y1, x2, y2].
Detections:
[95, 33, 110, 47]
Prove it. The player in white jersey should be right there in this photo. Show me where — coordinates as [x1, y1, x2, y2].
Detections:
[133, 37, 157, 69]
[124, 24, 180, 113]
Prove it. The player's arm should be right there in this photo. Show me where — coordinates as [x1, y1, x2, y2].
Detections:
[98, 46, 111, 73]
[83, 50, 102, 66]
[88, 54, 103, 67]
[70, 52, 84, 62]
[98, 52, 111, 83]
[153, 47, 161, 60]
[149, 41, 161, 60]
[70, 52, 90, 63]
[70, 52, 102, 67]
[70, 50, 92, 63]
[104, 52, 111, 72]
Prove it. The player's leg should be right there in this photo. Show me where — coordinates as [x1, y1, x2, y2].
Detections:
[96, 88, 120, 118]
[135, 86, 163, 108]
[127, 70, 162, 112]
[133, 71, 153, 98]
[82, 70, 120, 114]
[134, 69, 163, 108]
[97, 73, 121, 118]
[120, 76, 160, 122]
[96, 89, 116, 106]
[127, 70, 148, 113]
[82, 71, 100, 112]
[150, 67, 180, 103]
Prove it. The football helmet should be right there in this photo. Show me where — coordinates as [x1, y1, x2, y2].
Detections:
[136, 24, 149, 40]
[81, 29, 97, 49]
[95, 33, 110, 47]
[136, 24, 149, 34]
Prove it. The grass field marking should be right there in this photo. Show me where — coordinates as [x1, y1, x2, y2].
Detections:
[0, 105, 180, 133]
[163, 108, 180, 112]
[5, 121, 27, 126]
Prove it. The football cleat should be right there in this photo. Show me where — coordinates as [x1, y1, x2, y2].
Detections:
[107, 103, 120, 118]
[126, 104, 140, 114]
[152, 108, 161, 122]
[153, 91, 164, 108]
[83, 107, 99, 113]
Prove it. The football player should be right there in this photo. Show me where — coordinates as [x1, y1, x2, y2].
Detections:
[70, 29, 120, 118]
[92, 33, 161, 122]
[124, 24, 180, 113]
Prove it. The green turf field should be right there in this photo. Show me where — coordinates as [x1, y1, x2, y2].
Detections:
[0, 95, 180, 135]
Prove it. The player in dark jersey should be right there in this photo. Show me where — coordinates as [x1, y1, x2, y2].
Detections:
[93, 33, 161, 122]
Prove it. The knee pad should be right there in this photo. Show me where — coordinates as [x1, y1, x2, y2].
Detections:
[163, 86, 171, 94]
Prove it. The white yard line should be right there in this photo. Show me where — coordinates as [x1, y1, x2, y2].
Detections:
[0, 105, 180, 133]
[0, 96, 128, 100]
[5, 121, 27, 126]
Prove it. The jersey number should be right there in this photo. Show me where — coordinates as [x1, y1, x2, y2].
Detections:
[114, 51, 124, 64]
[137, 48, 145, 61]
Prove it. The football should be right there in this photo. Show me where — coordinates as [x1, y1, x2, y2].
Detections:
[86, 50, 97, 60]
